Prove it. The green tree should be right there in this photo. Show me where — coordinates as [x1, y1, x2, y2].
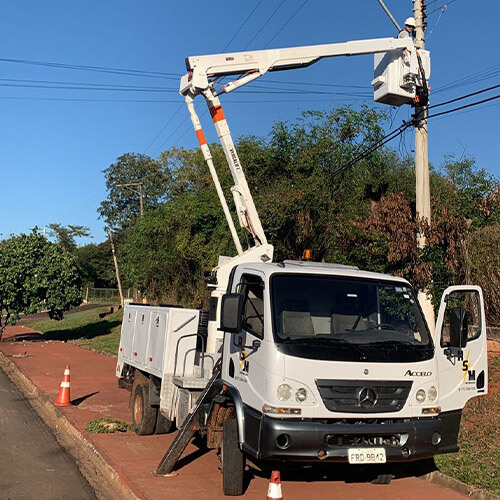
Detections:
[48, 223, 90, 252]
[75, 241, 116, 289]
[98, 153, 173, 230]
[0, 230, 82, 335]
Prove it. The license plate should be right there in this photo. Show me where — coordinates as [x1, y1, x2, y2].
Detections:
[348, 448, 386, 464]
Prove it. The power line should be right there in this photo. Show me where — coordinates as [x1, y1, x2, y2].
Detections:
[223, 1, 263, 51]
[0, 82, 179, 92]
[331, 120, 414, 177]
[0, 77, 178, 90]
[427, 0, 457, 16]
[0, 95, 365, 104]
[263, 79, 369, 90]
[428, 82, 500, 110]
[426, 92, 500, 120]
[433, 64, 500, 94]
[243, 0, 286, 50]
[264, 0, 309, 48]
[0, 57, 181, 80]
[144, 103, 184, 154]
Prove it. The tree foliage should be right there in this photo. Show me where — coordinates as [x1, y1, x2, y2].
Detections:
[0, 230, 82, 333]
[75, 241, 116, 289]
[48, 223, 90, 252]
[98, 105, 500, 324]
[98, 153, 172, 230]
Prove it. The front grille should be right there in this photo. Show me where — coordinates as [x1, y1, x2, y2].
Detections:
[326, 433, 402, 447]
[316, 379, 413, 413]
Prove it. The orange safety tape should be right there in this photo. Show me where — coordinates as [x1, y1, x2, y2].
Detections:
[196, 128, 207, 145]
[210, 105, 226, 123]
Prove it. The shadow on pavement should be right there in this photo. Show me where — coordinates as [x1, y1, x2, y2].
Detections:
[249, 457, 437, 485]
[71, 391, 100, 406]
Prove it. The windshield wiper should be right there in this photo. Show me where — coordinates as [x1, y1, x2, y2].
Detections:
[281, 337, 367, 360]
[367, 340, 431, 351]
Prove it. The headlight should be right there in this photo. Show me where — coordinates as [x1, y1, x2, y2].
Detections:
[277, 384, 292, 402]
[427, 386, 438, 402]
[295, 387, 308, 403]
[416, 389, 426, 403]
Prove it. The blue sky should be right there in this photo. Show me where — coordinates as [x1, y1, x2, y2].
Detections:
[1, 0, 498, 244]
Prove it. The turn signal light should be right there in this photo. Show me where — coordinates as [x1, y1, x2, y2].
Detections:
[262, 404, 301, 415]
[422, 406, 441, 415]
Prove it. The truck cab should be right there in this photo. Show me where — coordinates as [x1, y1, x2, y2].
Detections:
[218, 260, 488, 468]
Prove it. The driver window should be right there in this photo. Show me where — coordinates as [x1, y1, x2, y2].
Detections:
[441, 290, 481, 346]
[241, 275, 264, 338]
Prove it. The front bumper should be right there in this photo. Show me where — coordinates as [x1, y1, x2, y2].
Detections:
[241, 405, 461, 462]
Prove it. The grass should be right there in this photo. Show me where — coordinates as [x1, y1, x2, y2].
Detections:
[25, 306, 123, 356]
[435, 354, 500, 496]
[85, 418, 132, 434]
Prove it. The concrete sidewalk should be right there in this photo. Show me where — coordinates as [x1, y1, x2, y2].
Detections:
[0, 325, 473, 500]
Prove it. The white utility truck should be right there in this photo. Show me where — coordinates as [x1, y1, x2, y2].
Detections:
[116, 36, 488, 496]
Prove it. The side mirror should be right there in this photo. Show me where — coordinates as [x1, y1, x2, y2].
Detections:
[220, 293, 245, 333]
[449, 306, 468, 348]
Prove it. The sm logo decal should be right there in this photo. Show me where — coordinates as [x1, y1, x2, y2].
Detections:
[462, 350, 475, 383]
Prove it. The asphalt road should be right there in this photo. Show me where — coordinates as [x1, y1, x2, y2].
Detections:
[0, 368, 96, 500]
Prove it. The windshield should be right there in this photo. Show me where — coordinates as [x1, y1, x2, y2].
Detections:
[271, 273, 433, 362]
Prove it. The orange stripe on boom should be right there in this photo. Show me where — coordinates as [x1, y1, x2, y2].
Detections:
[210, 105, 226, 123]
[196, 129, 207, 145]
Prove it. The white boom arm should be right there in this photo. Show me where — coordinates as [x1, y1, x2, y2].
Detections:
[180, 37, 419, 258]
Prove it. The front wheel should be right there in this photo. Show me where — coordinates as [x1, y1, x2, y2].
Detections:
[221, 418, 245, 496]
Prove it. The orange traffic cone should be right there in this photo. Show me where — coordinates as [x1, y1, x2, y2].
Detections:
[266, 470, 282, 500]
[55, 365, 71, 407]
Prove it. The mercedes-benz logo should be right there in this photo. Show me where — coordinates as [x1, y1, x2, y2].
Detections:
[359, 387, 377, 408]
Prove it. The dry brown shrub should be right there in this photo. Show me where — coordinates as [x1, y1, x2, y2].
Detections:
[462, 225, 500, 326]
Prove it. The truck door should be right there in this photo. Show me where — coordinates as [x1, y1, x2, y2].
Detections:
[226, 272, 266, 389]
[435, 285, 488, 411]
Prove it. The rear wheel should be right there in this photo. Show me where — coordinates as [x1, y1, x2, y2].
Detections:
[155, 411, 174, 434]
[221, 418, 245, 496]
[131, 380, 157, 435]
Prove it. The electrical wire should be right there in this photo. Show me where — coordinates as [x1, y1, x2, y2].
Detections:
[428, 82, 500, 110]
[0, 77, 179, 91]
[264, 0, 309, 48]
[0, 82, 179, 92]
[0, 57, 180, 80]
[427, 0, 457, 16]
[243, 0, 286, 50]
[331, 120, 415, 178]
[223, 1, 263, 51]
[144, 103, 184, 154]
[426, 92, 500, 120]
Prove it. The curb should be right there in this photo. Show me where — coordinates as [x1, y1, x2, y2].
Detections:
[422, 470, 500, 500]
[0, 351, 138, 500]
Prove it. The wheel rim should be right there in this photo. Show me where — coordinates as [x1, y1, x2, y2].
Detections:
[134, 393, 143, 424]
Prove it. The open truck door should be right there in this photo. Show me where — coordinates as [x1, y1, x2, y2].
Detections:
[435, 285, 488, 412]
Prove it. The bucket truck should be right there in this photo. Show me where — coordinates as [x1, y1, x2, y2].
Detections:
[116, 36, 488, 496]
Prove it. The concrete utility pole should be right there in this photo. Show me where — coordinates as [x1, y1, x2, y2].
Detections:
[116, 182, 144, 217]
[108, 229, 124, 308]
[413, 0, 435, 331]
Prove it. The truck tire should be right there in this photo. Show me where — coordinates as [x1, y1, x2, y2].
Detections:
[155, 411, 174, 434]
[132, 381, 157, 435]
[221, 418, 245, 496]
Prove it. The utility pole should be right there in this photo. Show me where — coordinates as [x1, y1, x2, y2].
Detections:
[116, 182, 144, 217]
[413, 0, 435, 331]
[108, 229, 124, 308]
